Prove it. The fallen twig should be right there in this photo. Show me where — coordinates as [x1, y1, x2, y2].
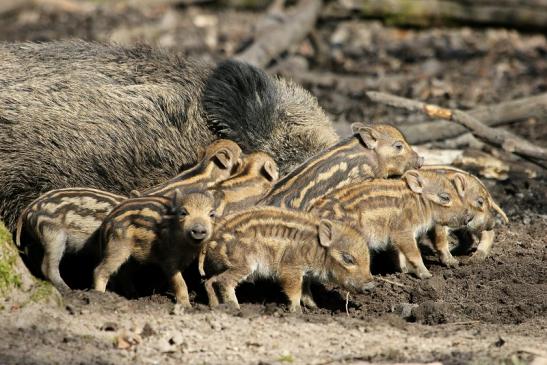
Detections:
[377, 276, 408, 288]
[322, 0, 547, 31]
[517, 348, 547, 358]
[366, 91, 547, 167]
[345, 291, 350, 317]
[402, 93, 547, 144]
[441, 320, 480, 326]
[235, 0, 322, 68]
[277, 69, 547, 145]
[34, 0, 96, 13]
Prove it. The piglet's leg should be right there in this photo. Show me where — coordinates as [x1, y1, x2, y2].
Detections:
[41, 227, 70, 291]
[300, 278, 318, 309]
[206, 267, 251, 309]
[93, 240, 131, 292]
[432, 225, 459, 267]
[204, 277, 221, 307]
[393, 232, 432, 279]
[169, 270, 191, 308]
[279, 269, 304, 313]
[162, 256, 192, 307]
[398, 251, 409, 273]
[470, 230, 495, 262]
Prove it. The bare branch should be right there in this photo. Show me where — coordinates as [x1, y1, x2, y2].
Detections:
[402, 93, 547, 144]
[366, 91, 547, 166]
[235, 0, 322, 68]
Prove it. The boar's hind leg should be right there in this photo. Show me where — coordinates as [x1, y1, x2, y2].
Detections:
[93, 240, 132, 292]
[41, 227, 70, 291]
[204, 267, 252, 309]
[393, 233, 432, 279]
[432, 225, 459, 267]
[279, 269, 304, 313]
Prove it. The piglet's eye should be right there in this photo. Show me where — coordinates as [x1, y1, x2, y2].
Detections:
[393, 142, 404, 151]
[438, 193, 451, 203]
[477, 197, 484, 207]
[179, 208, 188, 217]
[209, 210, 217, 218]
[341, 252, 356, 265]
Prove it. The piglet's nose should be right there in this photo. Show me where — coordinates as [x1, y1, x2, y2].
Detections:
[416, 156, 424, 168]
[361, 281, 376, 292]
[190, 225, 208, 240]
[464, 214, 474, 225]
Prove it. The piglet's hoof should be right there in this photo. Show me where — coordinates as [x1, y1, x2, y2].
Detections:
[441, 255, 460, 268]
[301, 295, 318, 309]
[469, 250, 488, 263]
[416, 270, 433, 279]
[176, 299, 192, 309]
[288, 304, 303, 314]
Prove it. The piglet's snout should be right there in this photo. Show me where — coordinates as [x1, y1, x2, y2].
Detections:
[463, 212, 474, 226]
[415, 156, 424, 169]
[189, 224, 208, 241]
[360, 281, 376, 292]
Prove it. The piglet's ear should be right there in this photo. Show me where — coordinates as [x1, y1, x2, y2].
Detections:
[351, 123, 378, 150]
[129, 190, 141, 198]
[263, 160, 279, 182]
[403, 170, 424, 194]
[171, 189, 184, 212]
[452, 173, 467, 199]
[318, 219, 335, 248]
[213, 149, 232, 169]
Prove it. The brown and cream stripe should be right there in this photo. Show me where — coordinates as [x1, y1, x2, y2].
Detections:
[16, 187, 127, 247]
[140, 139, 243, 198]
[261, 136, 379, 210]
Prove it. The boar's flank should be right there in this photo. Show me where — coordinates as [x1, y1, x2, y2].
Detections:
[0, 40, 337, 231]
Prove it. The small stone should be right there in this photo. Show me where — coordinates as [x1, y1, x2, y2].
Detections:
[494, 337, 505, 347]
[168, 332, 183, 346]
[115, 332, 142, 350]
[116, 336, 131, 350]
[206, 318, 222, 331]
[394, 303, 419, 320]
[65, 305, 75, 315]
[141, 323, 156, 338]
[169, 304, 185, 316]
[157, 339, 176, 353]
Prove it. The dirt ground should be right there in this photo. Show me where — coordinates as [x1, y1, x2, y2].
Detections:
[0, 2, 546, 364]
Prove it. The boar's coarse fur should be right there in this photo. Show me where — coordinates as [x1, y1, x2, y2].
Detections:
[0, 40, 338, 231]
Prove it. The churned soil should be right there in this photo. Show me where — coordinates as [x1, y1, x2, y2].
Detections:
[0, 2, 546, 364]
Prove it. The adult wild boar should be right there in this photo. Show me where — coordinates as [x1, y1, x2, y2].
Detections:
[0, 40, 337, 231]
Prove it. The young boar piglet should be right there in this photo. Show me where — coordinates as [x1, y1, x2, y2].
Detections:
[262, 123, 423, 211]
[311, 170, 475, 280]
[210, 151, 279, 216]
[16, 188, 127, 290]
[93, 190, 216, 307]
[421, 165, 508, 266]
[199, 207, 373, 313]
[137, 139, 243, 198]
